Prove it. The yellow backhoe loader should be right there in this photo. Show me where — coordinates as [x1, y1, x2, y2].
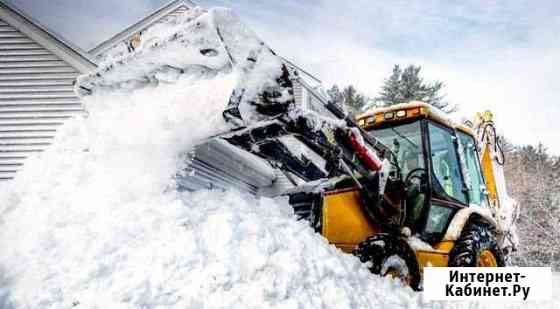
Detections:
[306, 102, 518, 289]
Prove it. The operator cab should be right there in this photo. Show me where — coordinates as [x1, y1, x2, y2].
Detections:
[357, 102, 489, 243]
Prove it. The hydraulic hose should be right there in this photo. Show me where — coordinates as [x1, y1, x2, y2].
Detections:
[480, 122, 505, 166]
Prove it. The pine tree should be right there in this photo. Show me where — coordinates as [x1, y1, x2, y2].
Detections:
[378, 65, 402, 105]
[377, 64, 456, 113]
[327, 85, 344, 107]
[342, 85, 366, 114]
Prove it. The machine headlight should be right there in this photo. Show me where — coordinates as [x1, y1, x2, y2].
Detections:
[396, 110, 407, 118]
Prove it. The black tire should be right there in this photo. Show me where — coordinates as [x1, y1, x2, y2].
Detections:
[448, 214, 505, 267]
[353, 234, 422, 291]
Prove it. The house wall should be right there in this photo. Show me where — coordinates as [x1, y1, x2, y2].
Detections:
[293, 77, 335, 118]
[0, 17, 83, 182]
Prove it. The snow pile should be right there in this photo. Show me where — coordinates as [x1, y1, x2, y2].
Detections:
[0, 48, 555, 309]
[0, 66, 423, 308]
[1, 74, 554, 309]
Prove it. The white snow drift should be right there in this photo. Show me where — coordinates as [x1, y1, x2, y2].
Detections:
[0, 68, 424, 308]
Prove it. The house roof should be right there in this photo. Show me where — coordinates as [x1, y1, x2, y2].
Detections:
[88, 0, 197, 57]
[0, 1, 96, 73]
[280, 56, 322, 85]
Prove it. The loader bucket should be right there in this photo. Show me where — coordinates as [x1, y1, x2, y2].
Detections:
[75, 7, 295, 128]
[177, 137, 277, 194]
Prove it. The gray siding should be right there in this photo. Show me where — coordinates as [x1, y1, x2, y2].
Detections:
[293, 80, 304, 108]
[0, 18, 82, 181]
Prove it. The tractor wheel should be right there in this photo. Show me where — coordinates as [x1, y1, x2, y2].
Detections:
[353, 234, 422, 291]
[448, 215, 505, 267]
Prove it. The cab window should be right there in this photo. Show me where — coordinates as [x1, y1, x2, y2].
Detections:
[458, 132, 488, 207]
[370, 122, 424, 176]
[424, 203, 455, 234]
[369, 122, 426, 228]
[428, 123, 468, 204]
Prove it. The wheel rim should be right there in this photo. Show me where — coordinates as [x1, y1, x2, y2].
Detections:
[478, 249, 498, 267]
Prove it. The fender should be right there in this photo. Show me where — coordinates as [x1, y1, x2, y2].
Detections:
[442, 206, 498, 241]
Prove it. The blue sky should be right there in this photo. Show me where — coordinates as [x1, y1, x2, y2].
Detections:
[6, 0, 560, 153]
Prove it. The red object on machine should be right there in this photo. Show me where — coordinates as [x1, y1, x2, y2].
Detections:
[348, 129, 383, 171]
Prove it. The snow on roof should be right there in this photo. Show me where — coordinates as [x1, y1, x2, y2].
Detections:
[88, 0, 197, 57]
[0, 1, 95, 72]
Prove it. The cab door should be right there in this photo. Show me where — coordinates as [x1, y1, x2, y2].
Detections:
[420, 122, 470, 242]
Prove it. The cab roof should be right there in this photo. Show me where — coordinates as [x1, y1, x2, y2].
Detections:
[356, 101, 476, 138]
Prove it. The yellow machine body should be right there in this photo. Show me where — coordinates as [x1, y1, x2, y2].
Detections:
[481, 145, 499, 207]
[414, 242, 454, 271]
[475, 111, 502, 209]
[321, 187, 453, 270]
[321, 188, 379, 253]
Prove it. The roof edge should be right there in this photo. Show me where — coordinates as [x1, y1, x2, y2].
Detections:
[88, 0, 196, 57]
[0, 1, 96, 72]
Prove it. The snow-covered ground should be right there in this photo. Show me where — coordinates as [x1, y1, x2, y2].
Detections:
[0, 7, 558, 309]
